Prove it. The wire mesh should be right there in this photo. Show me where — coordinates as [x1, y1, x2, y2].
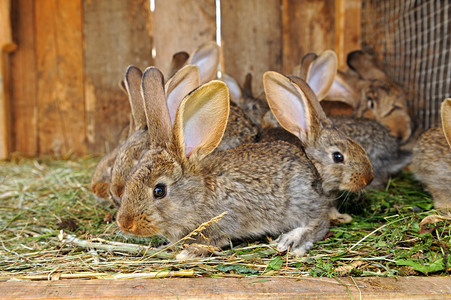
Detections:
[362, 0, 451, 131]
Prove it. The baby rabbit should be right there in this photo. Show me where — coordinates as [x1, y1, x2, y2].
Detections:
[297, 50, 412, 143]
[411, 99, 451, 209]
[116, 70, 373, 260]
[300, 50, 411, 189]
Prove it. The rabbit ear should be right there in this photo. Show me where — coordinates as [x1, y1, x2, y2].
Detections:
[221, 73, 242, 105]
[347, 50, 387, 80]
[124, 66, 146, 130]
[165, 64, 200, 125]
[243, 73, 254, 98]
[167, 51, 190, 79]
[306, 50, 337, 101]
[171, 80, 230, 161]
[189, 41, 220, 84]
[141, 67, 172, 145]
[300, 52, 318, 79]
[442, 98, 451, 148]
[263, 71, 325, 145]
[325, 70, 360, 109]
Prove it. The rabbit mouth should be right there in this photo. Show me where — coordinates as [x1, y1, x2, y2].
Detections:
[341, 173, 374, 192]
[116, 214, 160, 237]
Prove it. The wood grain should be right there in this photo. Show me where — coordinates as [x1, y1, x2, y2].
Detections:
[335, 0, 361, 69]
[282, 0, 335, 75]
[9, 0, 37, 157]
[35, 0, 85, 156]
[153, 0, 216, 77]
[0, 277, 450, 299]
[221, 0, 282, 96]
[83, 0, 153, 154]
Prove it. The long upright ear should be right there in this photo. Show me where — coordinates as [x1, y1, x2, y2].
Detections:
[165, 64, 200, 125]
[306, 50, 337, 101]
[442, 98, 451, 148]
[141, 67, 172, 145]
[189, 41, 220, 84]
[263, 71, 322, 145]
[221, 73, 242, 105]
[124, 66, 146, 130]
[325, 70, 361, 109]
[171, 80, 230, 161]
[243, 73, 254, 98]
[299, 52, 318, 79]
[167, 51, 190, 79]
[347, 50, 387, 80]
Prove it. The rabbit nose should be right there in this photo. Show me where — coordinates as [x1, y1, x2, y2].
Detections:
[116, 212, 136, 233]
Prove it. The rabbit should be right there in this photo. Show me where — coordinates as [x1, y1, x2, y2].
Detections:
[261, 72, 374, 223]
[109, 63, 259, 205]
[222, 73, 269, 128]
[115, 71, 373, 260]
[294, 50, 412, 143]
[411, 98, 451, 209]
[299, 50, 411, 190]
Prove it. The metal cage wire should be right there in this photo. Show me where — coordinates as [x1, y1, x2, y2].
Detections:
[362, 0, 451, 131]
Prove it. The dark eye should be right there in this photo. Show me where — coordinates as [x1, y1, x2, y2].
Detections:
[332, 152, 344, 163]
[252, 104, 258, 110]
[153, 183, 167, 199]
[367, 97, 375, 109]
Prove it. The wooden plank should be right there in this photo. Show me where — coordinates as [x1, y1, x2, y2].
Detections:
[83, 0, 153, 154]
[34, 0, 85, 157]
[221, 0, 282, 96]
[335, 0, 362, 69]
[282, 0, 335, 75]
[9, 0, 38, 157]
[0, 277, 450, 299]
[0, 0, 14, 159]
[153, 0, 216, 78]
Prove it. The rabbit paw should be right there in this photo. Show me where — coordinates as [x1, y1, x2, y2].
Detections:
[277, 227, 314, 257]
[328, 207, 352, 223]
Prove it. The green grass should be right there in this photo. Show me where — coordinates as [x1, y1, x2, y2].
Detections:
[0, 158, 449, 280]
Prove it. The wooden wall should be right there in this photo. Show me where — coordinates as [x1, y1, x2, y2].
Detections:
[1, 0, 361, 159]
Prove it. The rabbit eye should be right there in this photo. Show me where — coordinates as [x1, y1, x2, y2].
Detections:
[153, 184, 167, 199]
[332, 152, 344, 163]
[367, 98, 375, 109]
[252, 104, 258, 110]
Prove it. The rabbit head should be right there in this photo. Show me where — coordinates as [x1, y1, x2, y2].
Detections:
[222, 73, 269, 127]
[263, 71, 374, 194]
[109, 65, 200, 205]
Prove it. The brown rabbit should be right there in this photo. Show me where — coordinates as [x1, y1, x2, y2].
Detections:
[110, 64, 258, 204]
[300, 50, 412, 143]
[411, 99, 451, 209]
[262, 72, 374, 222]
[302, 50, 412, 189]
[116, 75, 373, 260]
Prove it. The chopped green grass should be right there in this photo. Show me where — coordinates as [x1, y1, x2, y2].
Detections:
[0, 158, 449, 280]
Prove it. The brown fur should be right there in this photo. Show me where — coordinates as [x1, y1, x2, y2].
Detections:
[411, 99, 451, 209]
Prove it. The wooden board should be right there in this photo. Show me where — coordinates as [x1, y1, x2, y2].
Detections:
[9, 0, 37, 157]
[0, 277, 450, 299]
[335, 0, 361, 69]
[35, 0, 86, 156]
[153, 0, 216, 78]
[221, 0, 282, 95]
[282, 0, 335, 74]
[83, 0, 153, 154]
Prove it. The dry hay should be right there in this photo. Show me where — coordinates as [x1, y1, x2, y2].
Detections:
[0, 157, 450, 281]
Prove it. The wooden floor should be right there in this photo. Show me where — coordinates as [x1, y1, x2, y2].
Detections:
[1, 276, 450, 299]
